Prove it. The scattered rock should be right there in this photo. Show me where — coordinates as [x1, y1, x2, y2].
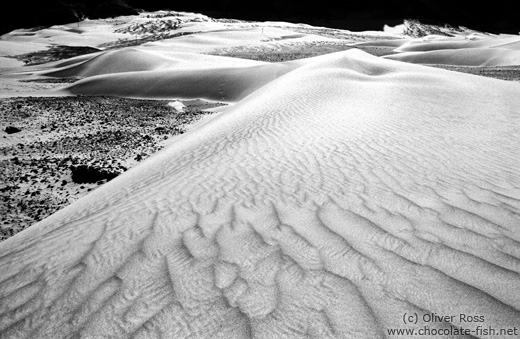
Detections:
[5, 126, 21, 134]
[167, 100, 186, 112]
[70, 164, 123, 184]
[0, 96, 223, 241]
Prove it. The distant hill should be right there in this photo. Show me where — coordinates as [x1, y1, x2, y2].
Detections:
[0, 0, 139, 35]
[1, 0, 519, 35]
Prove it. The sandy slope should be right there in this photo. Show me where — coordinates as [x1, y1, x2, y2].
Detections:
[60, 58, 298, 101]
[1, 11, 520, 339]
[385, 47, 520, 67]
[1, 46, 520, 338]
[357, 27, 520, 67]
[385, 34, 520, 66]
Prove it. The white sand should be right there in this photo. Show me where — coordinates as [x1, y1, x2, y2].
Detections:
[385, 47, 520, 66]
[353, 28, 520, 67]
[42, 49, 267, 78]
[385, 34, 520, 66]
[0, 41, 49, 57]
[1, 11, 520, 339]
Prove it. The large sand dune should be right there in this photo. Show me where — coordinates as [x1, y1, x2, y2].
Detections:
[52, 49, 299, 101]
[2, 47, 520, 337]
[1, 11, 520, 339]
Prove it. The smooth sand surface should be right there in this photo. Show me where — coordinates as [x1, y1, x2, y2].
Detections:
[1, 11, 520, 339]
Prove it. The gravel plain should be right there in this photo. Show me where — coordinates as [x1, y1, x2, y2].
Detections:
[0, 95, 224, 240]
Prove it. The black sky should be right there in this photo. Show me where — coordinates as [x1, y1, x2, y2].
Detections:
[1, 0, 519, 36]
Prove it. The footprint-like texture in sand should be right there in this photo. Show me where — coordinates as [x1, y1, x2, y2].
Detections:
[1, 49, 520, 338]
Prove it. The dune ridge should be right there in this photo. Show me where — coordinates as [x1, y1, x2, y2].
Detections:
[1, 46, 520, 338]
[385, 47, 520, 67]
[352, 30, 520, 67]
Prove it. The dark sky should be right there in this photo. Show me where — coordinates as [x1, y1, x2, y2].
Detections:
[1, 0, 519, 36]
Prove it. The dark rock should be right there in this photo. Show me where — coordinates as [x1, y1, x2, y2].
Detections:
[70, 164, 122, 184]
[5, 126, 21, 134]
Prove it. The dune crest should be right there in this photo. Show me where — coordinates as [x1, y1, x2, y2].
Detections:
[1, 48, 519, 338]
[383, 34, 520, 66]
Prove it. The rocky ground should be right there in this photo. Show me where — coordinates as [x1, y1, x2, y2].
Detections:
[427, 64, 520, 82]
[0, 95, 225, 240]
[208, 41, 397, 62]
[8, 46, 101, 66]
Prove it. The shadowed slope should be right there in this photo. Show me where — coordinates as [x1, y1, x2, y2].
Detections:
[43, 48, 267, 78]
[44, 48, 296, 101]
[1, 50, 519, 338]
[63, 63, 298, 101]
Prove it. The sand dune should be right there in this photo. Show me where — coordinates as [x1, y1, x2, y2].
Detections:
[356, 31, 520, 67]
[41, 47, 296, 101]
[139, 26, 341, 54]
[43, 48, 267, 78]
[1, 46, 520, 338]
[1, 12, 345, 59]
[63, 63, 297, 101]
[1, 24, 129, 50]
[385, 47, 520, 66]
[393, 35, 520, 52]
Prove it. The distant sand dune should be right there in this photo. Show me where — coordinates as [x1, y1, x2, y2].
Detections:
[394, 35, 520, 52]
[383, 35, 520, 67]
[56, 49, 296, 101]
[64, 63, 296, 101]
[43, 48, 267, 78]
[352, 33, 520, 67]
[385, 47, 520, 66]
[1, 47, 519, 338]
